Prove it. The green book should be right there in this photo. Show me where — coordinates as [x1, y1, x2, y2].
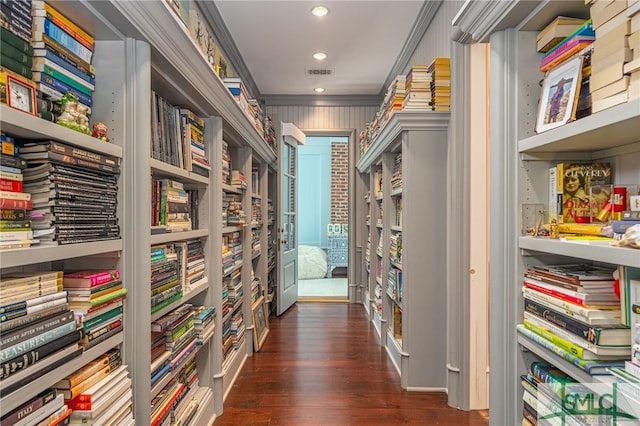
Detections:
[151, 291, 183, 314]
[0, 41, 33, 67]
[0, 27, 34, 55]
[0, 54, 33, 79]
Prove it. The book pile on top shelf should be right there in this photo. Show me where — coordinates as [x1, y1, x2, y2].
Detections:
[18, 138, 120, 245]
[537, 16, 588, 54]
[150, 243, 183, 315]
[53, 348, 134, 425]
[32, 1, 96, 133]
[589, 0, 640, 113]
[0, 271, 81, 398]
[223, 77, 265, 139]
[428, 57, 451, 111]
[63, 269, 127, 349]
[539, 19, 594, 73]
[248, 98, 265, 137]
[517, 263, 631, 377]
[263, 114, 277, 152]
[380, 74, 407, 127]
[402, 64, 431, 110]
[0, 133, 37, 249]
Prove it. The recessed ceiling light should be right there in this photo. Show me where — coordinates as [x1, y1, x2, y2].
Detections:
[313, 52, 327, 61]
[314, 87, 325, 93]
[311, 6, 329, 17]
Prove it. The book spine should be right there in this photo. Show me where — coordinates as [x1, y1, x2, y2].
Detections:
[0, 329, 82, 380]
[82, 323, 122, 351]
[89, 287, 127, 307]
[0, 27, 33, 54]
[46, 141, 119, 168]
[622, 211, 640, 220]
[0, 302, 68, 333]
[0, 320, 77, 363]
[39, 63, 93, 93]
[0, 198, 32, 210]
[82, 305, 123, 331]
[63, 358, 122, 399]
[34, 43, 94, 80]
[0, 179, 23, 192]
[37, 1, 95, 46]
[0, 170, 23, 181]
[151, 291, 183, 314]
[0, 41, 33, 67]
[40, 19, 93, 64]
[85, 316, 122, 342]
[522, 318, 590, 359]
[33, 11, 94, 53]
[0, 53, 33, 79]
[36, 31, 93, 75]
[611, 220, 640, 234]
[0, 310, 74, 348]
[524, 280, 585, 306]
[40, 150, 119, 175]
[0, 388, 57, 425]
[0, 153, 27, 169]
[0, 6, 31, 43]
[36, 72, 93, 107]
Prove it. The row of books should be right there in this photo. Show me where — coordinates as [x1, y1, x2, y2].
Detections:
[359, 58, 451, 156]
[151, 178, 196, 233]
[2, 1, 97, 132]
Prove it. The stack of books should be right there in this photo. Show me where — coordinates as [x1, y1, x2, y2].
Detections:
[537, 16, 587, 53]
[221, 141, 231, 185]
[517, 263, 630, 376]
[588, 0, 640, 112]
[225, 193, 246, 226]
[19, 139, 120, 245]
[0, 271, 81, 397]
[428, 57, 451, 111]
[150, 243, 183, 314]
[224, 268, 243, 314]
[1, 1, 35, 89]
[179, 108, 210, 176]
[63, 362, 134, 425]
[390, 153, 402, 192]
[402, 65, 431, 110]
[248, 98, 265, 137]
[230, 310, 245, 350]
[63, 269, 127, 349]
[540, 19, 595, 73]
[263, 114, 277, 152]
[175, 238, 206, 293]
[152, 178, 193, 233]
[250, 268, 261, 305]
[231, 169, 247, 189]
[0, 133, 37, 249]
[626, 0, 640, 101]
[223, 78, 252, 123]
[251, 229, 261, 253]
[193, 305, 215, 346]
[380, 74, 406, 125]
[31, 1, 96, 131]
[252, 198, 263, 228]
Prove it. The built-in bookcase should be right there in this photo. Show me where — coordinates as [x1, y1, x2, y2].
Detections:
[356, 111, 449, 390]
[452, 2, 640, 424]
[0, 1, 276, 424]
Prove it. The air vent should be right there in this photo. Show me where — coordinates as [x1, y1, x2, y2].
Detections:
[306, 68, 334, 76]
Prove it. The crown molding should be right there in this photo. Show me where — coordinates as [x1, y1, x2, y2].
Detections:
[379, 0, 443, 97]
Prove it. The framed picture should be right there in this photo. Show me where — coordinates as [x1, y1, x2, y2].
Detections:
[535, 55, 583, 134]
[252, 296, 269, 351]
[6, 74, 36, 116]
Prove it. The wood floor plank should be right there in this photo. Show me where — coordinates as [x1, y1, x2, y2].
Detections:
[214, 302, 489, 425]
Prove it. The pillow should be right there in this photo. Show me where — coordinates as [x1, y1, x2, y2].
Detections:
[298, 245, 328, 279]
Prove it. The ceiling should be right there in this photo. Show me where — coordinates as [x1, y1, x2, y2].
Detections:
[210, 1, 432, 101]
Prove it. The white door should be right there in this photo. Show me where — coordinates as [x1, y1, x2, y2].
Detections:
[277, 123, 305, 315]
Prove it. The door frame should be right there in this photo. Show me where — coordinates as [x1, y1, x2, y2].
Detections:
[300, 128, 357, 303]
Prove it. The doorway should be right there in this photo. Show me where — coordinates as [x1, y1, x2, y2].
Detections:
[297, 135, 349, 300]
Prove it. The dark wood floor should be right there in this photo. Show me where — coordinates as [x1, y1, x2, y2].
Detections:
[214, 302, 489, 425]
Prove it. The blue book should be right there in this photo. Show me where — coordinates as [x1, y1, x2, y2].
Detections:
[37, 73, 93, 107]
[0, 165, 22, 174]
[41, 18, 93, 64]
[150, 361, 170, 386]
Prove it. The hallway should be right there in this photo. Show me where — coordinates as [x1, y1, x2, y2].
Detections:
[214, 303, 489, 425]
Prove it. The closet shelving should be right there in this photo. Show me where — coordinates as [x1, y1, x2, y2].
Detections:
[0, 0, 279, 423]
[453, 1, 640, 423]
[356, 110, 449, 390]
[0, 107, 125, 416]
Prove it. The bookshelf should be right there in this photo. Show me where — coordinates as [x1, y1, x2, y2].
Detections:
[0, 1, 277, 423]
[356, 110, 449, 390]
[453, 1, 640, 424]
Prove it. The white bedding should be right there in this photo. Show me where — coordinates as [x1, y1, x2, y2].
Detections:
[298, 245, 328, 279]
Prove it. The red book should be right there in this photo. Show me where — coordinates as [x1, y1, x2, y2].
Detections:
[0, 179, 23, 192]
[0, 198, 32, 209]
[63, 269, 121, 288]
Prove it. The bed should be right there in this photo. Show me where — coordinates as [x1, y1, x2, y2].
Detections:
[298, 245, 328, 280]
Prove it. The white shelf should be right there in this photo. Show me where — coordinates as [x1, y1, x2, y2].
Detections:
[150, 229, 209, 245]
[0, 105, 123, 158]
[356, 111, 450, 172]
[390, 188, 403, 197]
[221, 339, 248, 400]
[518, 100, 640, 154]
[519, 237, 640, 269]
[0, 240, 123, 269]
[222, 183, 243, 194]
[390, 225, 403, 232]
[222, 226, 243, 234]
[150, 158, 209, 184]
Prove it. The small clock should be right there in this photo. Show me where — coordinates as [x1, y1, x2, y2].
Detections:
[6, 75, 36, 116]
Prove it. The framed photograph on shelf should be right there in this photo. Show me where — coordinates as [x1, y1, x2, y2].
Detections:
[535, 55, 583, 134]
[252, 296, 269, 351]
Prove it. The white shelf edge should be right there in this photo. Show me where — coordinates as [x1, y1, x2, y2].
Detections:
[150, 229, 209, 245]
[390, 226, 403, 232]
[356, 111, 450, 173]
[222, 226, 243, 234]
[222, 183, 243, 194]
[150, 158, 209, 184]
[1, 105, 123, 158]
[1, 239, 123, 268]
[519, 237, 640, 268]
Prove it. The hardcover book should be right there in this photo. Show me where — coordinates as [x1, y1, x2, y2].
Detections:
[556, 162, 612, 223]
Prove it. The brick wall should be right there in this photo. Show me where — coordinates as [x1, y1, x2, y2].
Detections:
[331, 142, 348, 224]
